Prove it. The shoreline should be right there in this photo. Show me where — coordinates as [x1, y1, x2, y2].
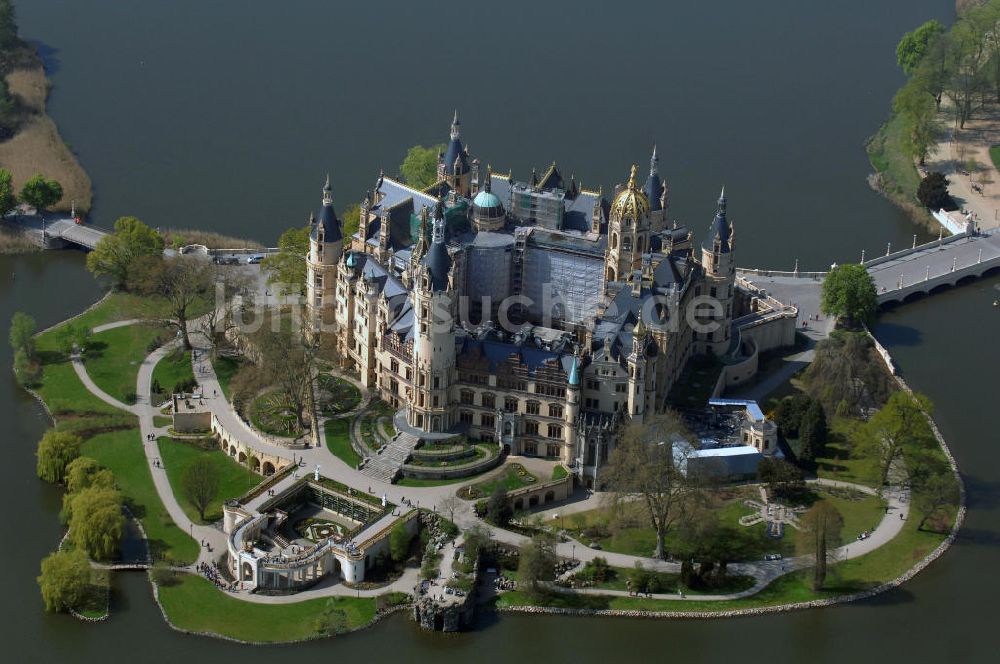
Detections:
[0, 44, 92, 215]
[21, 293, 964, 641]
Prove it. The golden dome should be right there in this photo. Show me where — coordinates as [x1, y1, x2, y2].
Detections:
[611, 165, 650, 221]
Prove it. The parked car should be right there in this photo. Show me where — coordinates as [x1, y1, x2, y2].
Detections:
[247, 254, 265, 264]
[763, 553, 782, 561]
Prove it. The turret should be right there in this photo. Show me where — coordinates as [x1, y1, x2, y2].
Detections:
[644, 144, 668, 231]
[408, 202, 456, 433]
[605, 165, 651, 289]
[437, 110, 471, 196]
[628, 318, 648, 422]
[307, 175, 343, 334]
[699, 188, 736, 356]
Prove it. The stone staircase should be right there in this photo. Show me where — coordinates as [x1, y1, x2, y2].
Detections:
[361, 432, 420, 483]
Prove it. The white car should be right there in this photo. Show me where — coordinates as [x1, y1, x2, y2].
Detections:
[763, 553, 782, 561]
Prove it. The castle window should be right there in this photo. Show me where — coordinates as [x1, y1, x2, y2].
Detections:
[524, 442, 537, 456]
[482, 393, 495, 409]
[547, 444, 560, 458]
[390, 359, 399, 374]
[481, 414, 495, 428]
[460, 390, 474, 405]
[710, 286, 717, 298]
[460, 410, 473, 425]
[548, 404, 563, 418]
[526, 401, 540, 415]
[546, 424, 563, 439]
[432, 395, 439, 407]
[504, 397, 518, 413]
[433, 376, 440, 389]
[525, 421, 538, 435]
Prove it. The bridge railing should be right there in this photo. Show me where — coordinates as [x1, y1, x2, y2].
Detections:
[863, 231, 971, 270]
[736, 268, 827, 279]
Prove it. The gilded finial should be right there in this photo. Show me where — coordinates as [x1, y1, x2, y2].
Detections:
[627, 165, 638, 189]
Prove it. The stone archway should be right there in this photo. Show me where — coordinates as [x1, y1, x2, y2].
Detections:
[262, 461, 276, 476]
[241, 562, 254, 582]
[229, 445, 237, 457]
[250, 457, 261, 473]
[544, 490, 555, 504]
[238, 451, 247, 464]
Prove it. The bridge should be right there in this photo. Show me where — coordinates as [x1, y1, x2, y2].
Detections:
[737, 227, 1000, 317]
[2, 212, 109, 250]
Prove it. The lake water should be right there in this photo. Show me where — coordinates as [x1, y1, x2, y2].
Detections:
[7, 1, 997, 662]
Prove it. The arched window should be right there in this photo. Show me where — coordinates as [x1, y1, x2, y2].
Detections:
[611, 232, 618, 250]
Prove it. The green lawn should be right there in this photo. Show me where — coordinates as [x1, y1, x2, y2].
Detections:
[153, 415, 172, 428]
[152, 347, 194, 397]
[325, 418, 362, 468]
[867, 111, 923, 204]
[81, 429, 199, 564]
[158, 437, 260, 523]
[85, 323, 166, 404]
[397, 475, 475, 488]
[157, 574, 378, 642]
[470, 464, 538, 498]
[814, 417, 881, 488]
[211, 355, 243, 399]
[989, 145, 1000, 172]
[552, 465, 568, 481]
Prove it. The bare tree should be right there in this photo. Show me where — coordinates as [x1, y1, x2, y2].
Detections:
[796, 501, 844, 590]
[129, 255, 215, 350]
[603, 411, 701, 560]
[438, 495, 462, 524]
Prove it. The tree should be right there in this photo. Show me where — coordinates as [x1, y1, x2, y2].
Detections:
[518, 533, 557, 596]
[181, 456, 220, 521]
[603, 412, 700, 560]
[13, 347, 37, 385]
[758, 457, 806, 501]
[129, 255, 215, 350]
[796, 501, 844, 591]
[313, 599, 349, 636]
[820, 263, 878, 328]
[37, 549, 90, 613]
[86, 216, 165, 289]
[913, 470, 960, 531]
[389, 521, 412, 563]
[0, 167, 16, 215]
[860, 391, 934, 488]
[261, 225, 310, 296]
[36, 430, 82, 484]
[253, 324, 317, 431]
[803, 330, 894, 415]
[18, 173, 62, 212]
[69, 486, 124, 559]
[341, 203, 361, 238]
[892, 78, 938, 164]
[799, 400, 828, 462]
[9, 310, 36, 359]
[438, 495, 462, 524]
[65, 457, 114, 494]
[55, 321, 91, 358]
[897, 20, 945, 74]
[486, 483, 511, 526]
[400, 144, 445, 190]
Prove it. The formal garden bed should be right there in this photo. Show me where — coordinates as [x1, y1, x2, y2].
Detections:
[358, 400, 396, 451]
[248, 389, 308, 438]
[315, 374, 362, 416]
[459, 463, 537, 500]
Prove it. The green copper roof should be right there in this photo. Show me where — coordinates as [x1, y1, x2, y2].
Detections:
[473, 190, 502, 209]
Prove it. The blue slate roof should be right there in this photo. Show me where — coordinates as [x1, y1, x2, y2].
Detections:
[422, 240, 451, 291]
[703, 189, 731, 253]
[443, 138, 469, 175]
[458, 337, 575, 379]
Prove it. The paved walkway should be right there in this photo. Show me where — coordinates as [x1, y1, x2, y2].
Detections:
[69, 316, 913, 605]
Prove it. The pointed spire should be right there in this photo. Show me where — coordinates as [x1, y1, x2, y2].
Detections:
[529, 167, 538, 188]
[432, 198, 445, 245]
[322, 174, 333, 206]
[484, 167, 492, 193]
[450, 109, 460, 141]
[717, 186, 727, 216]
[650, 144, 658, 176]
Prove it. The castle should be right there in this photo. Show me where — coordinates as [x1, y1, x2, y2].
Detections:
[305, 113, 795, 487]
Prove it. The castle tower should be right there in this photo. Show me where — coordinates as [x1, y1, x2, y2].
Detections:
[564, 355, 581, 464]
[408, 201, 456, 433]
[471, 168, 506, 232]
[605, 165, 652, 288]
[436, 110, 471, 197]
[643, 145, 669, 232]
[700, 188, 735, 356]
[306, 174, 343, 334]
[627, 317, 653, 424]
